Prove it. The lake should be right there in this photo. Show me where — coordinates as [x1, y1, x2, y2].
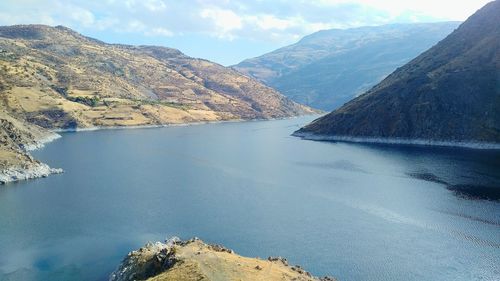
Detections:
[0, 116, 499, 281]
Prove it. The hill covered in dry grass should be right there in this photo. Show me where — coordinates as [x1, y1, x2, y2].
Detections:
[0, 25, 314, 129]
[0, 24, 315, 183]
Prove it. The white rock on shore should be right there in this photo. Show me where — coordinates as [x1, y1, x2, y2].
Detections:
[292, 132, 500, 150]
[0, 162, 63, 184]
[22, 132, 61, 151]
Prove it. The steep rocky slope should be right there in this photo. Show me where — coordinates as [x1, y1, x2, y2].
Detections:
[295, 1, 500, 148]
[234, 22, 459, 110]
[110, 238, 335, 281]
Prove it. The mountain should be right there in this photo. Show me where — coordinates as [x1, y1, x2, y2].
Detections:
[0, 24, 315, 183]
[234, 22, 460, 110]
[111, 237, 335, 281]
[0, 25, 314, 130]
[294, 0, 500, 148]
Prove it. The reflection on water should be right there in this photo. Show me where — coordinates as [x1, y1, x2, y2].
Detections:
[0, 116, 499, 281]
[295, 160, 369, 173]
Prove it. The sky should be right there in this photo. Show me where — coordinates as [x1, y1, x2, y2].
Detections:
[0, 0, 492, 65]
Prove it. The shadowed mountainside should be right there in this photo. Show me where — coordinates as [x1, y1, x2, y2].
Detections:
[295, 0, 500, 147]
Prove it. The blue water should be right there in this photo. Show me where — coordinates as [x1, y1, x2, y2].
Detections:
[0, 116, 499, 281]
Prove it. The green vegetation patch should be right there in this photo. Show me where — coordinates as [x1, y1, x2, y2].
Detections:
[67, 95, 100, 107]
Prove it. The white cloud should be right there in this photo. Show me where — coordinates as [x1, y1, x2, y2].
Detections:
[146, 27, 174, 37]
[93, 17, 120, 31]
[0, 0, 492, 44]
[0, 11, 55, 26]
[125, 0, 136, 10]
[143, 0, 167, 12]
[247, 14, 297, 31]
[127, 20, 147, 32]
[68, 6, 95, 26]
[200, 7, 243, 39]
[312, 0, 491, 20]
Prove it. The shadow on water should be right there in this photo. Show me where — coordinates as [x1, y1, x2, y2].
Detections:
[322, 140, 500, 201]
[407, 172, 500, 201]
[295, 159, 369, 173]
[406, 172, 448, 185]
[446, 184, 500, 201]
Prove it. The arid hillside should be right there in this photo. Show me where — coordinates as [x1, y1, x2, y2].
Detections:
[0, 25, 315, 130]
[0, 24, 315, 183]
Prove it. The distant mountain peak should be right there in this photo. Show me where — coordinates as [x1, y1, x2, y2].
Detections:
[233, 21, 460, 110]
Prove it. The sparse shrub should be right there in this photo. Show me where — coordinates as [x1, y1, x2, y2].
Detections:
[67, 95, 100, 107]
[52, 86, 68, 96]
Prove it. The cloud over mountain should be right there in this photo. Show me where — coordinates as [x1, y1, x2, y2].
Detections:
[0, 0, 491, 44]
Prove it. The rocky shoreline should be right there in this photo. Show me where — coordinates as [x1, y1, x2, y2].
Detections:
[0, 162, 63, 184]
[111, 237, 336, 281]
[51, 120, 246, 133]
[22, 132, 61, 151]
[0, 131, 63, 185]
[292, 132, 500, 150]
[52, 114, 315, 133]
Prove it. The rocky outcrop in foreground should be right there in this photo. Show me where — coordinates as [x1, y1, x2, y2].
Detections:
[110, 237, 336, 281]
[295, 1, 500, 147]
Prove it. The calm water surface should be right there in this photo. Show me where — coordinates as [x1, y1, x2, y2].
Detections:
[0, 116, 499, 281]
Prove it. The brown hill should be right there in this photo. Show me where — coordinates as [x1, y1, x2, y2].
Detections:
[0, 24, 314, 130]
[0, 25, 315, 183]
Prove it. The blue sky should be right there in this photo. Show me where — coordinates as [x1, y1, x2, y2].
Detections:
[0, 0, 491, 65]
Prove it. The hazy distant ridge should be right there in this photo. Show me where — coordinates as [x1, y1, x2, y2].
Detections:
[234, 22, 460, 110]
